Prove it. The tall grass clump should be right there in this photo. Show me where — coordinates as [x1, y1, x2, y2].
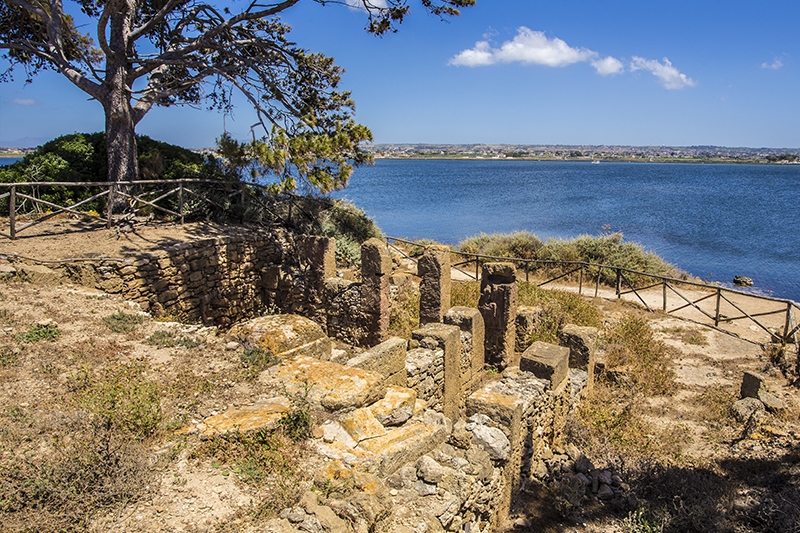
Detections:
[603, 314, 676, 396]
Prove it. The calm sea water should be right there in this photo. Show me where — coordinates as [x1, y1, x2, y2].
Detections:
[0, 157, 21, 166]
[335, 159, 800, 302]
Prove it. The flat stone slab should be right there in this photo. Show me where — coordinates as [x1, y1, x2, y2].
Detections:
[261, 356, 386, 411]
[177, 397, 291, 437]
[340, 407, 387, 443]
[520, 341, 569, 388]
[347, 336, 408, 386]
[226, 314, 332, 361]
[370, 386, 417, 426]
[466, 387, 524, 436]
[358, 410, 452, 477]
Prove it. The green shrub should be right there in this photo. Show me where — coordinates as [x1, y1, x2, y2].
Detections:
[319, 199, 383, 267]
[146, 329, 201, 349]
[76, 361, 162, 439]
[15, 324, 60, 343]
[603, 314, 676, 396]
[103, 311, 144, 333]
[240, 347, 279, 377]
[460, 231, 543, 260]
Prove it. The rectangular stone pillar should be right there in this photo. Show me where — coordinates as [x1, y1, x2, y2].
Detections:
[559, 324, 598, 392]
[479, 262, 518, 370]
[418, 246, 451, 325]
[360, 238, 391, 346]
[412, 323, 462, 421]
[444, 306, 485, 394]
[297, 236, 336, 324]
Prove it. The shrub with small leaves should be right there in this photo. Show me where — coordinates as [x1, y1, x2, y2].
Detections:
[103, 311, 144, 333]
[16, 323, 60, 343]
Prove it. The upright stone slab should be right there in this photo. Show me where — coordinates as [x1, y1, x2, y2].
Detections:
[412, 323, 462, 421]
[444, 306, 485, 394]
[479, 262, 518, 370]
[520, 341, 569, 389]
[558, 324, 598, 392]
[361, 238, 391, 346]
[418, 246, 451, 325]
[347, 336, 409, 387]
[515, 306, 543, 352]
[297, 235, 337, 324]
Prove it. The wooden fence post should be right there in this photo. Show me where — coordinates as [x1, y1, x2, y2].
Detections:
[9, 185, 16, 240]
[783, 301, 793, 343]
[662, 279, 667, 311]
[615, 268, 621, 298]
[714, 288, 722, 327]
[107, 183, 114, 228]
[578, 265, 583, 295]
[595, 267, 601, 298]
[179, 182, 184, 225]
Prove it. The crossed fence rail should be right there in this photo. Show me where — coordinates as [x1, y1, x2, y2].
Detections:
[0, 178, 309, 240]
[386, 236, 800, 347]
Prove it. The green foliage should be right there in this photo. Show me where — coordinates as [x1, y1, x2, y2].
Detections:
[15, 323, 60, 343]
[0, 346, 19, 367]
[278, 384, 314, 442]
[457, 231, 679, 287]
[240, 347, 279, 378]
[315, 199, 382, 267]
[193, 429, 308, 517]
[103, 311, 144, 333]
[146, 329, 201, 349]
[603, 314, 676, 396]
[0, 132, 220, 214]
[76, 361, 162, 439]
[459, 231, 543, 260]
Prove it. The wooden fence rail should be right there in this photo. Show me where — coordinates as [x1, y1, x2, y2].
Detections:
[387, 236, 799, 347]
[0, 179, 308, 240]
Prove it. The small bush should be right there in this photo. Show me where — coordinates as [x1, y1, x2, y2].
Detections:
[103, 311, 144, 333]
[0, 346, 19, 367]
[193, 429, 309, 518]
[15, 324, 60, 343]
[460, 231, 543, 260]
[240, 347, 279, 377]
[603, 314, 676, 396]
[319, 200, 382, 267]
[278, 385, 314, 442]
[76, 361, 162, 439]
[147, 329, 201, 349]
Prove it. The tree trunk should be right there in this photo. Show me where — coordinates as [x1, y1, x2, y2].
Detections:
[105, 0, 139, 185]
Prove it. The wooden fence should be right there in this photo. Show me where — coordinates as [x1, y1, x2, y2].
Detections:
[387, 236, 799, 347]
[0, 178, 302, 239]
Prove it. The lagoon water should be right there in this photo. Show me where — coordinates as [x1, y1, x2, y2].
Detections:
[336, 159, 800, 302]
[3, 155, 798, 301]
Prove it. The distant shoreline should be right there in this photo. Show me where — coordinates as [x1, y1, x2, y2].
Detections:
[374, 155, 800, 165]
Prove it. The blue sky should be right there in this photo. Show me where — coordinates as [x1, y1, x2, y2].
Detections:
[1, 0, 799, 148]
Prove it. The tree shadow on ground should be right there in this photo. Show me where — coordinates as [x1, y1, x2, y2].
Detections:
[504, 442, 800, 533]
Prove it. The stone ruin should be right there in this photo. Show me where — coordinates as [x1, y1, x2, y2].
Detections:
[8, 232, 604, 531]
[177, 241, 602, 532]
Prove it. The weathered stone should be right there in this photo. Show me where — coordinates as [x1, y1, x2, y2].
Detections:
[340, 408, 387, 443]
[418, 246, 451, 325]
[479, 262, 518, 370]
[261, 356, 386, 412]
[758, 390, 787, 412]
[515, 306, 543, 352]
[467, 423, 510, 461]
[520, 342, 569, 389]
[361, 238, 391, 345]
[227, 314, 332, 361]
[412, 323, 461, 421]
[300, 491, 351, 533]
[369, 386, 417, 426]
[731, 397, 765, 423]
[740, 371, 767, 399]
[358, 410, 452, 477]
[559, 324, 598, 392]
[0, 263, 15, 279]
[180, 397, 291, 437]
[466, 388, 523, 437]
[416, 455, 444, 484]
[347, 336, 408, 387]
[444, 306, 485, 392]
[15, 263, 61, 284]
[320, 420, 358, 449]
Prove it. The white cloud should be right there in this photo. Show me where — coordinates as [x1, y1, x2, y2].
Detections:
[591, 56, 624, 76]
[449, 27, 598, 68]
[11, 98, 37, 106]
[761, 58, 783, 70]
[630, 56, 697, 90]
